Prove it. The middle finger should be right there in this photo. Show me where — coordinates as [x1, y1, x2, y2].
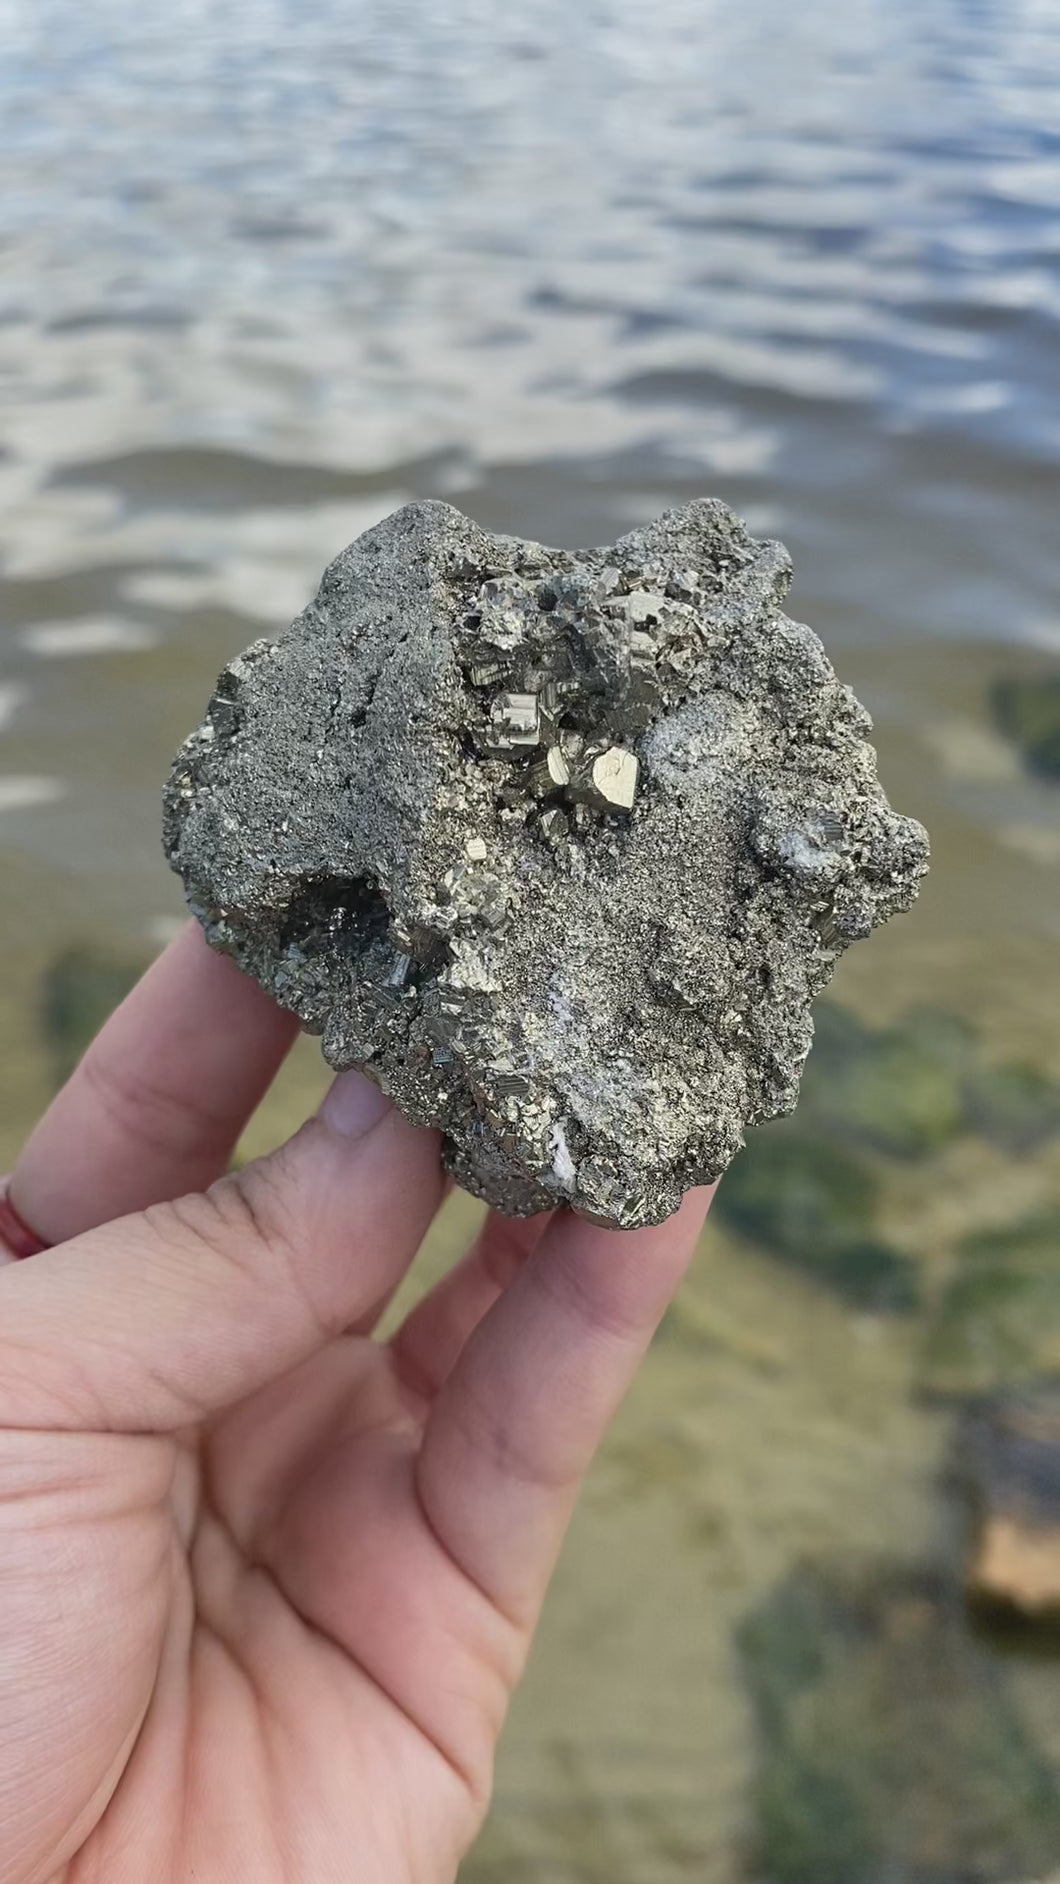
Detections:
[390, 1208, 553, 1398]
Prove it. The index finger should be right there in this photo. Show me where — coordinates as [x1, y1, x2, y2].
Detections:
[7, 923, 298, 1247]
[415, 1187, 714, 1627]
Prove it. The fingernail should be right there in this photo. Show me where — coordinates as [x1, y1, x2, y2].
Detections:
[319, 1069, 392, 1138]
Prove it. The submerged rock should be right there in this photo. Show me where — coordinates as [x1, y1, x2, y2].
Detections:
[739, 1561, 1060, 1884]
[962, 1391, 1060, 1623]
[922, 1212, 1060, 1400]
[164, 499, 928, 1226]
[714, 1126, 918, 1311]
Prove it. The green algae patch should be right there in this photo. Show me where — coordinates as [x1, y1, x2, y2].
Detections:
[922, 1212, 1060, 1399]
[962, 1059, 1060, 1155]
[992, 672, 1060, 780]
[715, 1128, 918, 1313]
[802, 999, 1060, 1161]
[803, 1003, 970, 1160]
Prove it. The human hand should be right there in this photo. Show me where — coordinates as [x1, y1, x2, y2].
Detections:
[0, 926, 712, 1884]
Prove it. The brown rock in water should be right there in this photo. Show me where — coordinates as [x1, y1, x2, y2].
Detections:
[972, 1518, 1060, 1620]
[964, 1392, 1060, 1622]
[163, 499, 928, 1226]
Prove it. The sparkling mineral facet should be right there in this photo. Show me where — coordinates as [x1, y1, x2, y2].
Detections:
[577, 746, 639, 813]
[163, 498, 929, 1228]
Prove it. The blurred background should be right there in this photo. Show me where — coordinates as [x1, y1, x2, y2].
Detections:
[2, 0, 1060, 1877]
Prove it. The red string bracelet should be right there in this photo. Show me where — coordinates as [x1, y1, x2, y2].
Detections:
[0, 1176, 51, 1260]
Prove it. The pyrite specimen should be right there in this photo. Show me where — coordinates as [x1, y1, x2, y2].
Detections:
[164, 499, 928, 1227]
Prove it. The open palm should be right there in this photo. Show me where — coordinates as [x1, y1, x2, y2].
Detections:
[0, 928, 710, 1884]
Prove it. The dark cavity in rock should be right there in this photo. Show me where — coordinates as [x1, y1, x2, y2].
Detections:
[163, 498, 929, 1227]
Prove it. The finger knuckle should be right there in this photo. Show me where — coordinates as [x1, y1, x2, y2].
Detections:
[143, 1149, 342, 1349]
[149, 1162, 300, 1288]
[479, 1219, 535, 1296]
[80, 1046, 224, 1165]
[530, 1244, 644, 1349]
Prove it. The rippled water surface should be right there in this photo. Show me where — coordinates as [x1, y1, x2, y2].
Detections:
[2, 1, 1060, 1877]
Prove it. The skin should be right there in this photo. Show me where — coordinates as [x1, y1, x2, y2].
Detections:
[0, 924, 713, 1884]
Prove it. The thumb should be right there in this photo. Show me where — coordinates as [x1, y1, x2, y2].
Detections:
[0, 1073, 443, 1434]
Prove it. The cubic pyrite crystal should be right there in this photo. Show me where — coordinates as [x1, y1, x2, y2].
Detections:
[163, 499, 928, 1227]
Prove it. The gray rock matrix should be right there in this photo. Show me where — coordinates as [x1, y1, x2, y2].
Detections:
[164, 499, 929, 1228]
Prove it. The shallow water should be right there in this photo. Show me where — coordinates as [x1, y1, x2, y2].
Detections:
[2, 0, 1060, 1875]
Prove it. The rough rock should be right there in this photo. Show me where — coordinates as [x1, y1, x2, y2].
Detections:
[163, 499, 928, 1226]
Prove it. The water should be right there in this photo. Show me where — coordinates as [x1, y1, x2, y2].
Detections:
[2, 1, 1060, 1875]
